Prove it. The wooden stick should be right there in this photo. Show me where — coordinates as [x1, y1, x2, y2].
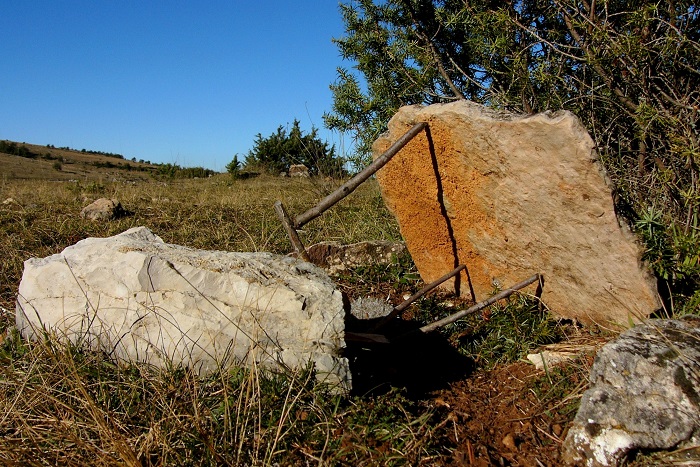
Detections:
[294, 122, 428, 228]
[535, 274, 545, 313]
[399, 273, 542, 338]
[274, 200, 310, 262]
[371, 264, 467, 332]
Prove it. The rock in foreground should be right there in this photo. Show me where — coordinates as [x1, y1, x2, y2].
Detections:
[563, 318, 700, 466]
[16, 227, 350, 392]
[373, 101, 659, 325]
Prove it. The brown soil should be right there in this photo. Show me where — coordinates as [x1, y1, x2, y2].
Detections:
[429, 360, 590, 466]
[341, 280, 597, 465]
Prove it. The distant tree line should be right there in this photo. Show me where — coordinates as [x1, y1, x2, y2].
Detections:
[157, 163, 217, 179]
[45, 144, 125, 160]
[0, 141, 39, 159]
[91, 160, 152, 172]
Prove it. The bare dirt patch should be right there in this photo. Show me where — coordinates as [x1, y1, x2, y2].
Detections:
[429, 359, 592, 466]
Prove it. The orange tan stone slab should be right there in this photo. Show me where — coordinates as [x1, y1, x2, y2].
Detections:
[373, 101, 660, 326]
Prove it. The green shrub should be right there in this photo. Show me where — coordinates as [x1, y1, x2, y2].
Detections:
[245, 120, 346, 177]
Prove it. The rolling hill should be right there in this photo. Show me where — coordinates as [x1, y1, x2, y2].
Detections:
[0, 139, 160, 181]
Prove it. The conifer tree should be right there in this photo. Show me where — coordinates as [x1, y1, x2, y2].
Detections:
[246, 120, 345, 176]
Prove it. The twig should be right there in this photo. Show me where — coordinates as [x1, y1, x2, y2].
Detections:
[293, 122, 428, 228]
[273, 201, 310, 262]
[371, 264, 467, 332]
[467, 439, 475, 464]
[397, 274, 542, 339]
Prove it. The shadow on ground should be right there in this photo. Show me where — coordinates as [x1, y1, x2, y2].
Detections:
[344, 315, 474, 398]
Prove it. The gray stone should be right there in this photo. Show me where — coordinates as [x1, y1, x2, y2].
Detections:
[350, 297, 394, 320]
[288, 164, 310, 177]
[80, 198, 127, 221]
[16, 227, 351, 392]
[373, 101, 660, 325]
[562, 318, 700, 466]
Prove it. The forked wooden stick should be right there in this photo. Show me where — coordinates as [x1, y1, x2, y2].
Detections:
[274, 122, 428, 260]
[274, 201, 310, 262]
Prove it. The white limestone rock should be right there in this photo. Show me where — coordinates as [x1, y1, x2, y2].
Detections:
[16, 226, 351, 392]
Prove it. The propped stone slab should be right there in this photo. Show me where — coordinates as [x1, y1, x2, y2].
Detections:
[16, 227, 350, 392]
[373, 101, 659, 325]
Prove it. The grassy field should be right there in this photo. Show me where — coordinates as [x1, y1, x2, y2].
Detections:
[0, 158, 686, 465]
[1, 173, 447, 465]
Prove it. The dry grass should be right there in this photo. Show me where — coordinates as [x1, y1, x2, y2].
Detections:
[0, 173, 626, 465]
[0, 174, 439, 466]
[0, 174, 401, 311]
[0, 327, 443, 465]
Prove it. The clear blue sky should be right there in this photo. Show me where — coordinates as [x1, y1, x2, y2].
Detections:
[1, 1, 353, 171]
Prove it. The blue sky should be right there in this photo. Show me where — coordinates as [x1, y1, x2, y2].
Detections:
[1, 1, 353, 171]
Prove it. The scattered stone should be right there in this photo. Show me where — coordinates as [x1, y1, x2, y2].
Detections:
[373, 101, 660, 325]
[502, 433, 517, 451]
[304, 240, 407, 274]
[527, 342, 601, 371]
[527, 350, 577, 371]
[16, 227, 351, 392]
[288, 164, 310, 177]
[80, 198, 127, 221]
[562, 318, 700, 466]
[2, 198, 16, 205]
[350, 296, 393, 320]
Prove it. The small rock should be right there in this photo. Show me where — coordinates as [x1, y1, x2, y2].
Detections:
[350, 297, 393, 320]
[2, 198, 15, 205]
[502, 433, 517, 451]
[527, 350, 576, 370]
[526, 342, 601, 370]
[288, 164, 310, 177]
[304, 240, 407, 274]
[80, 198, 127, 221]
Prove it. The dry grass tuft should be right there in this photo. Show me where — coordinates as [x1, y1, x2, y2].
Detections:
[0, 325, 444, 465]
